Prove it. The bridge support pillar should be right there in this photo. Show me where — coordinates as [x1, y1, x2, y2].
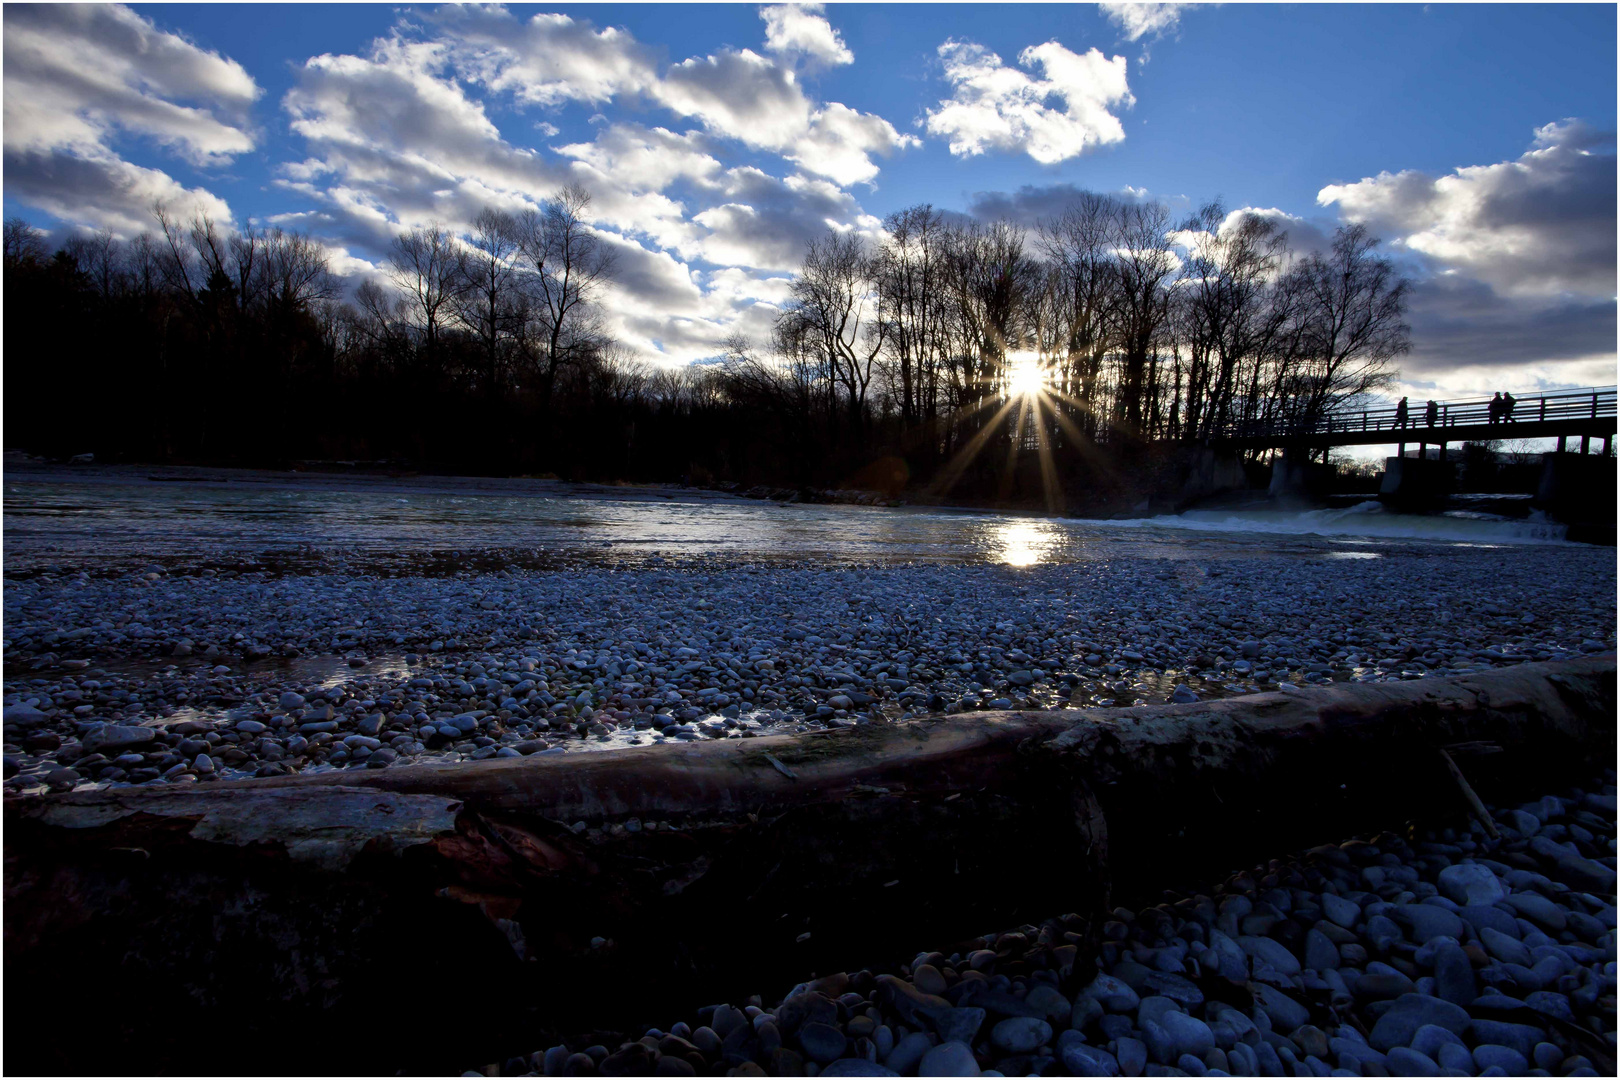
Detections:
[1379, 455, 1455, 509]
[1558, 435, 1567, 453]
[1580, 435, 1590, 455]
[1536, 452, 1617, 544]
[1268, 448, 1336, 503]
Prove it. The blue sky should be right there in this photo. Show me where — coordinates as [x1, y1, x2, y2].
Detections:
[5, 2, 1615, 404]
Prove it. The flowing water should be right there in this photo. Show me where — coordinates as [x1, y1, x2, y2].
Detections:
[2, 465, 1574, 572]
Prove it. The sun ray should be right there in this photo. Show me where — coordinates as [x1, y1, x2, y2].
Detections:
[1030, 393, 1065, 514]
[927, 397, 1021, 497]
[997, 393, 1033, 502]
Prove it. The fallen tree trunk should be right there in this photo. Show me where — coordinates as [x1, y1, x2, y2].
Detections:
[6, 657, 1613, 1075]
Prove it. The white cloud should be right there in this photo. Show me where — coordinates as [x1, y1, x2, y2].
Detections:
[1318, 119, 1616, 300]
[1098, 3, 1191, 43]
[2, 3, 257, 233]
[280, 35, 568, 247]
[795, 104, 920, 186]
[423, 7, 656, 107]
[659, 49, 816, 149]
[422, 10, 912, 188]
[3, 151, 234, 237]
[692, 167, 878, 271]
[761, 4, 854, 66]
[924, 39, 1133, 164]
[1318, 120, 1616, 394]
[268, 10, 904, 366]
[557, 124, 722, 194]
[276, 32, 876, 365]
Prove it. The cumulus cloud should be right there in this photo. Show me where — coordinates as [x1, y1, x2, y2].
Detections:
[280, 35, 568, 248]
[2, 150, 234, 238]
[423, 7, 655, 107]
[1402, 276, 1616, 377]
[760, 4, 854, 66]
[1318, 119, 1616, 393]
[1218, 206, 1334, 258]
[658, 49, 916, 185]
[275, 19, 884, 365]
[3, 3, 257, 233]
[418, 7, 911, 188]
[1098, 3, 1191, 43]
[1318, 119, 1616, 300]
[924, 39, 1133, 164]
[693, 168, 878, 271]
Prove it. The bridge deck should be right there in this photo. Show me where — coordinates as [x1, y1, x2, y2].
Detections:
[1215, 386, 1616, 451]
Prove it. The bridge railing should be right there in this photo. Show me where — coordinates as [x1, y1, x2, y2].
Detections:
[1217, 385, 1617, 441]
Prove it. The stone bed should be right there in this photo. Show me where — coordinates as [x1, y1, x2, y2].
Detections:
[467, 778, 1618, 1078]
[3, 549, 1614, 793]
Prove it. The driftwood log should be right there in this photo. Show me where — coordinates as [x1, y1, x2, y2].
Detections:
[5, 657, 1613, 1075]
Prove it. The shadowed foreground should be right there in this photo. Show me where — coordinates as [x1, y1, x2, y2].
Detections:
[5, 657, 1613, 1075]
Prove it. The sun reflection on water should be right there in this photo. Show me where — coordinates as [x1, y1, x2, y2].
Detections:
[994, 519, 1059, 566]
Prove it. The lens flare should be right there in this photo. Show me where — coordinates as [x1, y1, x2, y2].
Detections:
[1005, 352, 1049, 398]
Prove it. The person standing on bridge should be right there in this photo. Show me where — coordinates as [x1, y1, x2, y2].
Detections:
[1425, 399, 1438, 427]
[1489, 392, 1503, 423]
[1502, 391, 1517, 423]
[1395, 396, 1409, 428]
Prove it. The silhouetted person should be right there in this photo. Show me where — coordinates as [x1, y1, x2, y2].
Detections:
[1425, 399, 1438, 427]
[1502, 392, 1516, 423]
[1489, 392, 1503, 424]
[1395, 396, 1409, 428]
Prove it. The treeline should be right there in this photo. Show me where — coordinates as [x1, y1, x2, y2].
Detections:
[3, 189, 1410, 500]
[757, 197, 1410, 482]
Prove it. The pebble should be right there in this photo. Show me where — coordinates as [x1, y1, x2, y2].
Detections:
[917, 1041, 979, 1077]
[987, 1016, 1049, 1054]
[4, 538, 1611, 791]
[460, 773, 1619, 1076]
[1437, 862, 1507, 906]
[796, 1023, 847, 1065]
[8, 491, 1617, 1080]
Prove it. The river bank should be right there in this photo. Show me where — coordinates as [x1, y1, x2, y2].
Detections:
[5, 464, 1613, 793]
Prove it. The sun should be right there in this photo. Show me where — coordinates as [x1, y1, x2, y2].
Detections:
[1005, 351, 1049, 398]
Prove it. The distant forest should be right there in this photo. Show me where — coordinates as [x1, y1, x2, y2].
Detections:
[4, 187, 1410, 502]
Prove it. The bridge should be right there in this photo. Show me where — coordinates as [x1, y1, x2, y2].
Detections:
[1217, 385, 1617, 457]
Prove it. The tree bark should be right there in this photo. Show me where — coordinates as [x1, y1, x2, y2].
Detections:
[5, 657, 1612, 1074]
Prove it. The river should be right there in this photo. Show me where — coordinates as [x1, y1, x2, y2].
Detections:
[1, 463, 1575, 573]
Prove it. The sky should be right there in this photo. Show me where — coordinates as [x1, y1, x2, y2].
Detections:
[5, 2, 1616, 413]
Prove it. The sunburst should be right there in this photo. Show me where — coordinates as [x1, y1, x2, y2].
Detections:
[1004, 351, 1050, 398]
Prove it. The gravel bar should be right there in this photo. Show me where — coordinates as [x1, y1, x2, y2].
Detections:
[4, 548, 1614, 793]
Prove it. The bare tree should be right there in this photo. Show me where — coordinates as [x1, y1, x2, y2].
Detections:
[779, 230, 889, 444]
[3, 216, 47, 268]
[876, 205, 949, 429]
[388, 223, 464, 366]
[453, 208, 524, 400]
[1039, 193, 1121, 438]
[63, 229, 124, 299]
[261, 229, 336, 314]
[1285, 224, 1409, 428]
[1110, 200, 1177, 438]
[1176, 201, 1290, 440]
[515, 183, 617, 418]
